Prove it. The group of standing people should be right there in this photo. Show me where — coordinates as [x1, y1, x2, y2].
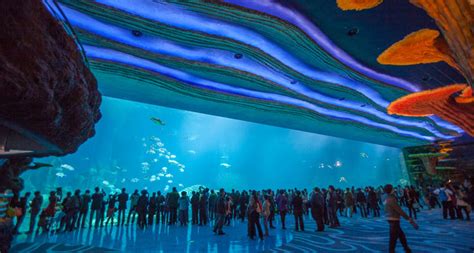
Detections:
[2, 178, 474, 253]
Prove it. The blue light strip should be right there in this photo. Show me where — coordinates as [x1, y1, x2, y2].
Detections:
[223, 0, 420, 92]
[93, 0, 392, 108]
[222, 0, 464, 134]
[58, 5, 455, 139]
[85, 45, 435, 142]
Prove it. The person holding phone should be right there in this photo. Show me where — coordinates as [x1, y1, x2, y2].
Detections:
[383, 184, 418, 253]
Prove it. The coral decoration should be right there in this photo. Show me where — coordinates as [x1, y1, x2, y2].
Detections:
[410, 0, 474, 87]
[336, 0, 383, 11]
[388, 84, 466, 117]
[408, 153, 446, 175]
[388, 84, 474, 136]
[421, 156, 438, 175]
[439, 148, 453, 153]
[377, 29, 458, 69]
[455, 86, 474, 104]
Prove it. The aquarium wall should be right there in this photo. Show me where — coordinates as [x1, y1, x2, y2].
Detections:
[21, 97, 409, 194]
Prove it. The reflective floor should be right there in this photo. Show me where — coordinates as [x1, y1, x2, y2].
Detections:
[12, 209, 474, 252]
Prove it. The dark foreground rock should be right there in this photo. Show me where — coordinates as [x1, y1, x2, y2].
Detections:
[0, 0, 101, 156]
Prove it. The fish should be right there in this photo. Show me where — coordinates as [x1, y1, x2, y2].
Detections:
[60, 164, 75, 171]
[360, 152, 369, 158]
[102, 180, 110, 185]
[334, 161, 342, 167]
[121, 178, 126, 183]
[55, 172, 66, 178]
[161, 167, 168, 172]
[147, 149, 156, 154]
[165, 173, 173, 178]
[150, 117, 165, 126]
[153, 159, 159, 163]
[141, 162, 150, 167]
[168, 160, 179, 165]
[167, 180, 173, 184]
[170, 154, 176, 159]
[319, 163, 325, 169]
[179, 168, 185, 173]
[131, 178, 139, 183]
[158, 173, 165, 177]
[32, 162, 53, 168]
[339, 177, 347, 183]
[187, 135, 198, 141]
[187, 150, 196, 154]
[327, 165, 333, 169]
[220, 163, 231, 168]
[178, 184, 184, 187]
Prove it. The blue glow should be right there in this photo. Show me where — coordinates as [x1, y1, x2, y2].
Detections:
[223, 0, 421, 92]
[92, 0, 394, 108]
[22, 97, 410, 191]
[85, 45, 435, 141]
[59, 6, 453, 139]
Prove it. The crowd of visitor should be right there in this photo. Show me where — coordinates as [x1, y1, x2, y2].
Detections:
[1, 179, 473, 252]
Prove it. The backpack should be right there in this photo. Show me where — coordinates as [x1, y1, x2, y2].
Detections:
[438, 189, 447, 201]
[256, 201, 262, 214]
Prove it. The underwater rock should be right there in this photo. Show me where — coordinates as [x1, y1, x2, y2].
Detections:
[0, 0, 101, 156]
[336, 0, 383, 11]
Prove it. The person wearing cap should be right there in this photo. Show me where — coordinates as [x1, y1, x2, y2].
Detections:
[383, 184, 418, 253]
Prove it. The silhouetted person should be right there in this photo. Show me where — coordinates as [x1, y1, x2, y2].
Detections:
[99, 189, 107, 227]
[384, 184, 418, 253]
[178, 191, 190, 226]
[148, 192, 157, 225]
[136, 190, 149, 229]
[191, 191, 199, 224]
[27, 191, 42, 234]
[327, 186, 340, 228]
[292, 190, 304, 232]
[276, 190, 288, 229]
[127, 190, 139, 225]
[168, 188, 179, 225]
[199, 189, 209, 225]
[14, 192, 30, 233]
[77, 189, 91, 228]
[157, 191, 165, 224]
[247, 191, 263, 240]
[90, 187, 102, 228]
[213, 188, 226, 235]
[208, 190, 217, 220]
[105, 194, 117, 226]
[66, 189, 81, 231]
[310, 187, 325, 232]
[356, 188, 367, 218]
[117, 188, 128, 226]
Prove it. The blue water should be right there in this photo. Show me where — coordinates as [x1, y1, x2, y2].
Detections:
[21, 97, 408, 194]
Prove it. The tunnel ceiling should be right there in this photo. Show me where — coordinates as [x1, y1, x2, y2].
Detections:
[50, 0, 469, 148]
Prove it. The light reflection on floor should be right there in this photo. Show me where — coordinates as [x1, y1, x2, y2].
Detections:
[12, 218, 292, 252]
[12, 209, 474, 252]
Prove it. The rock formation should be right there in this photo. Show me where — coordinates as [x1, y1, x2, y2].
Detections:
[0, 0, 101, 156]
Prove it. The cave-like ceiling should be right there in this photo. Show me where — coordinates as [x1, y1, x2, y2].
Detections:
[48, 0, 471, 148]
